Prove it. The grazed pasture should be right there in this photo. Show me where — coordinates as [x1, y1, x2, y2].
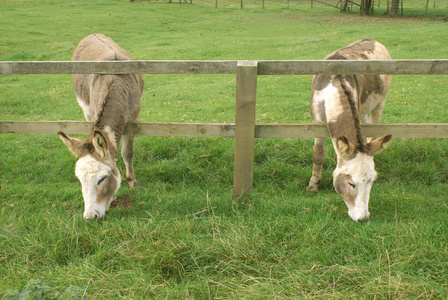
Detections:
[1, 0, 448, 298]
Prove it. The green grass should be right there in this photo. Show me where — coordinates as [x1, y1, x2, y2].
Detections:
[1, 0, 448, 298]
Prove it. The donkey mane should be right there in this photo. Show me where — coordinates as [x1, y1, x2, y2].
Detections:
[93, 75, 115, 128]
[338, 75, 367, 154]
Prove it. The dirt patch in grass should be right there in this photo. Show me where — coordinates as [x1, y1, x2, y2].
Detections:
[111, 196, 135, 209]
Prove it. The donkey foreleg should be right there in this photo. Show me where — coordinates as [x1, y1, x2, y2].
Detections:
[370, 101, 385, 125]
[307, 137, 326, 192]
[121, 134, 138, 187]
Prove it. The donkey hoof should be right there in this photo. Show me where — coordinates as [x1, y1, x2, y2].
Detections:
[306, 185, 319, 192]
[128, 178, 139, 188]
[307, 177, 320, 192]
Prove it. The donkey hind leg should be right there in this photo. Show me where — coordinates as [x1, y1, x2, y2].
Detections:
[307, 137, 326, 192]
[121, 133, 138, 187]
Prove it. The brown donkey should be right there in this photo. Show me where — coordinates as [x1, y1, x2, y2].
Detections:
[58, 33, 144, 219]
[307, 39, 392, 222]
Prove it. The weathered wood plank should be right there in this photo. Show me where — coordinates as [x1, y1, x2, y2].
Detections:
[0, 121, 236, 137]
[0, 121, 94, 135]
[233, 61, 258, 196]
[256, 123, 448, 138]
[257, 60, 448, 75]
[2, 122, 448, 138]
[255, 124, 329, 138]
[124, 122, 235, 137]
[362, 123, 448, 139]
[0, 61, 238, 75]
[1, 59, 448, 75]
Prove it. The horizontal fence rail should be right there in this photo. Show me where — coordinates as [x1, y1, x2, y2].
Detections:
[0, 60, 238, 75]
[2, 121, 448, 139]
[1, 59, 447, 196]
[1, 59, 448, 75]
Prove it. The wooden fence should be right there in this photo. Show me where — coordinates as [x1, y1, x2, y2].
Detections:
[1, 59, 448, 196]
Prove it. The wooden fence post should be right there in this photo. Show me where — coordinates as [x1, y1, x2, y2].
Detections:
[233, 61, 258, 197]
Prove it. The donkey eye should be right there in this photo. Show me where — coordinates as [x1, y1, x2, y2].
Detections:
[348, 183, 356, 189]
[97, 176, 107, 185]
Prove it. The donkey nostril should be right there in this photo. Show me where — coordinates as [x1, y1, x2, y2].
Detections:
[93, 210, 101, 220]
[360, 211, 371, 222]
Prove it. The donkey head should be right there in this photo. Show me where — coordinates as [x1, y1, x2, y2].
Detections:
[58, 129, 121, 220]
[333, 134, 392, 222]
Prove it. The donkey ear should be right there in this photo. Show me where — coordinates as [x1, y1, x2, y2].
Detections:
[58, 131, 85, 157]
[92, 130, 109, 158]
[367, 134, 392, 156]
[336, 136, 356, 159]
